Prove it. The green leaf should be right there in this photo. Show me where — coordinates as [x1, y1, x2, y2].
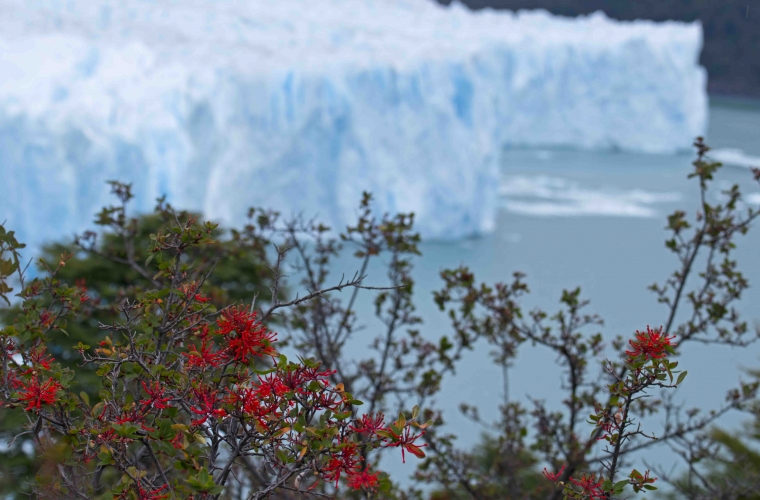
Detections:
[375, 430, 394, 441]
[613, 480, 629, 493]
[251, 368, 277, 375]
[97, 451, 112, 466]
[676, 371, 688, 385]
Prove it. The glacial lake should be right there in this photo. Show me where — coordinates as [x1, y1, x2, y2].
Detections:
[327, 96, 760, 493]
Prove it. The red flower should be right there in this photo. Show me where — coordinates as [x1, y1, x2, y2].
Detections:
[140, 381, 172, 410]
[625, 326, 676, 362]
[183, 337, 223, 369]
[279, 365, 336, 393]
[217, 307, 277, 364]
[136, 484, 169, 500]
[5, 370, 23, 389]
[21, 345, 54, 375]
[350, 413, 386, 434]
[76, 280, 90, 303]
[113, 408, 154, 432]
[382, 425, 427, 463]
[18, 377, 61, 412]
[190, 387, 227, 426]
[256, 373, 289, 399]
[322, 441, 361, 487]
[569, 472, 606, 499]
[171, 431, 184, 449]
[38, 310, 55, 327]
[543, 464, 566, 481]
[347, 467, 380, 491]
[178, 281, 209, 304]
[229, 383, 283, 428]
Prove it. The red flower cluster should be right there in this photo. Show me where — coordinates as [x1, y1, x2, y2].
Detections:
[322, 441, 362, 487]
[350, 413, 386, 434]
[183, 337, 224, 369]
[75, 279, 90, 303]
[568, 472, 606, 499]
[19, 345, 54, 376]
[625, 325, 676, 362]
[178, 281, 209, 304]
[140, 381, 172, 410]
[2, 293, 428, 498]
[38, 310, 55, 328]
[279, 365, 336, 394]
[543, 464, 566, 481]
[190, 387, 227, 426]
[228, 367, 336, 430]
[136, 484, 169, 500]
[216, 307, 277, 364]
[171, 431, 184, 449]
[347, 467, 380, 491]
[544, 466, 606, 499]
[18, 376, 61, 412]
[112, 408, 155, 433]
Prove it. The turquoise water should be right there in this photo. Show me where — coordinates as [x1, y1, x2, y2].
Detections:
[329, 97, 760, 493]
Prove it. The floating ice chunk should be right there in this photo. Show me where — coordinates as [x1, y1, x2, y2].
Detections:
[500, 175, 682, 217]
[746, 193, 760, 205]
[710, 149, 760, 170]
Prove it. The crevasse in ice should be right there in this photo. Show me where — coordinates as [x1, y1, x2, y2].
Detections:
[0, 0, 707, 245]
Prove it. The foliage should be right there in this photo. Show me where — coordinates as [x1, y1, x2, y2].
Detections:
[0, 185, 430, 498]
[0, 186, 286, 495]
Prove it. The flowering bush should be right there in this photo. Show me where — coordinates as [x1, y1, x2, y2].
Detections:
[542, 325, 682, 498]
[0, 200, 429, 498]
[418, 139, 760, 500]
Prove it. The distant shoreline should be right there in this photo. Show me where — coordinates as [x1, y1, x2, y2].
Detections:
[708, 86, 760, 101]
[709, 93, 760, 109]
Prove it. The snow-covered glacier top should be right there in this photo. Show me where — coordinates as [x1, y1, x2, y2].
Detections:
[0, 0, 706, 245]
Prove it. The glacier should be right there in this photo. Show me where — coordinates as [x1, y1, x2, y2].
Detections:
[0, 0, 707, 248]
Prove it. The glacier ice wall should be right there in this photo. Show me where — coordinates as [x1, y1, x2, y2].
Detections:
[0, 0, 706, 247]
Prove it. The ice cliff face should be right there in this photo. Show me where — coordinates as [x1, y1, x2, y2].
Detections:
[0, 0, 706, 246]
